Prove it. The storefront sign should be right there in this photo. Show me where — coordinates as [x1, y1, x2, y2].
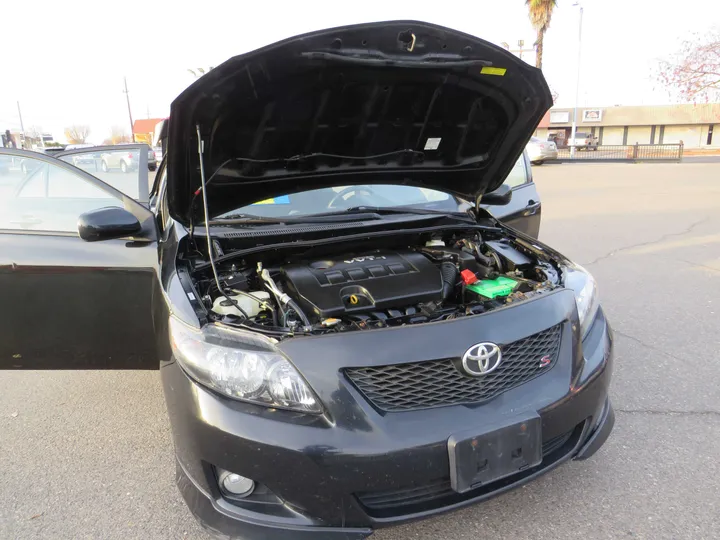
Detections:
[583, 109, 603, 122]
[550, 111, 570, 123]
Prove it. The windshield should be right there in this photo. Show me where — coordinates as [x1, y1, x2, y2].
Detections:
[214, 185, 461, 219]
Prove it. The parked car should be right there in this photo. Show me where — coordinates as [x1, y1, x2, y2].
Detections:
[567, 132, 598, 150]
[526, 136, 558, 164]
[100, 149, 138, 173]
[0, 22, 613, 540]
[42, 146, 66, 156]
[153, 145, 163, 163]
[148, 146, 157, 171]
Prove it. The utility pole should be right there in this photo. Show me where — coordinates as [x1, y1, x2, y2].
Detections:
[570, 2, 584, 158]
[123, 77, 134, 142]
[500, 41, 535, 62]
[16, 101, 25, 148]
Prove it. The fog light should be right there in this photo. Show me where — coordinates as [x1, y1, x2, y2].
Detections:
[219, 470, 255, 497]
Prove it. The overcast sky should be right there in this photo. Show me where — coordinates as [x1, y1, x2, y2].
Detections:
[2, 0, 718, 144]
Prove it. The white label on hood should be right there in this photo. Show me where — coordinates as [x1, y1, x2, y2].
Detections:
[424, 137, 441, 150]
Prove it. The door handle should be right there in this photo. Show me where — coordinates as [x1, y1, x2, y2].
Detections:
[523, 200, 541, 216]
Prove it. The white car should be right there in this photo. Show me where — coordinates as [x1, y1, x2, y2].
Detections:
[567, 132, 598, 150]
[526, 136, 558, 164]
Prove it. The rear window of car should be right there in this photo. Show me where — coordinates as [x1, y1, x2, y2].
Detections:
[575, 133, 590, 138]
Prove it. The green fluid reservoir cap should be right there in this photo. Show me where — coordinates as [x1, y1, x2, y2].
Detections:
[466, 276, 518, 299]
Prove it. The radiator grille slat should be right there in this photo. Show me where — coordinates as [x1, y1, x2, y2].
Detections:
[345, 325, 562, 412]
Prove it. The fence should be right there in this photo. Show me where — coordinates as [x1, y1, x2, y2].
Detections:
[556, 143, 684, 162]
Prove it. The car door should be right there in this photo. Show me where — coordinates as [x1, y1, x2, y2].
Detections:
[484, 152, 542, 238]
[0, 148, 159, 370]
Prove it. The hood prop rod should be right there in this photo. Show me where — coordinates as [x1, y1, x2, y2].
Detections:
[195, 124, 250, 320]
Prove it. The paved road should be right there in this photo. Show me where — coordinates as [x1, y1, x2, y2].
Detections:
[1, 162, 719, 539]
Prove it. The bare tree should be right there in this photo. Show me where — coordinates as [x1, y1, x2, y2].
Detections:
[657, 28, 720, 102]
[105, 125, 132, 145]
[26, 126, 43, 147]
[64, 125, 91, 144]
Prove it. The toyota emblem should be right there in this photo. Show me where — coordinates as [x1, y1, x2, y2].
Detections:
[461, 342, 502, 376]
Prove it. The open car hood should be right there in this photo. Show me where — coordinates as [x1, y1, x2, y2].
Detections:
[167, 21, 552, 224]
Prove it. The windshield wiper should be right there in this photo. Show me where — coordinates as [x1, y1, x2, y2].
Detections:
[341, 206, 470, 216]
[205, 207, 473, 226]
[311, 206, 476, 222]
[205, 211, 385, 226]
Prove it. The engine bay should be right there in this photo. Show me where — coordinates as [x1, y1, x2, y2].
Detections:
[183, 229, 561, 339]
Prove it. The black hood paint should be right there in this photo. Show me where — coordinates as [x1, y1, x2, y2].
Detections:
[167, 21, 552, 224]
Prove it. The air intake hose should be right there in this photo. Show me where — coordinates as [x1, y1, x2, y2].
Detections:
[440, 262, 458, 300]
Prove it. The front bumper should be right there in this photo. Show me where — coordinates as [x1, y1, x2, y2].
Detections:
[162, 296, 614, 540]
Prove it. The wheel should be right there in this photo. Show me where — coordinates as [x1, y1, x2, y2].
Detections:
[101, 160, 109, 172]
[593, 145, 598, 151]
[120, 160, 128, 173]
[531, 160, 543, 165]
[148, 165, 157, 171]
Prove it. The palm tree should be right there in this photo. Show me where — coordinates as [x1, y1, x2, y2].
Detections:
[526, 0, 558, 69]
[187, 67, 215, 79]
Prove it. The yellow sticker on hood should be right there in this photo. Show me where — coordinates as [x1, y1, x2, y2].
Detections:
[481, 66, 507, 76]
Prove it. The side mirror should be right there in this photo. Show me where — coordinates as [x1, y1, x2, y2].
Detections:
[482, 184, 513, 206]
[78, 207, 141, 242]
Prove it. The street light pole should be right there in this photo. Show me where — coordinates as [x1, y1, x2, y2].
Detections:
[570, 2, 584, 158]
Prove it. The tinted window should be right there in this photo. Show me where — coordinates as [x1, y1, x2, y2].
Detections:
[0, 157, 123, 233]
[47, 165, 111, 198]
[503, 156, 528, 189]
[17, 172, 47, 198]
[59, 149, 141, 199]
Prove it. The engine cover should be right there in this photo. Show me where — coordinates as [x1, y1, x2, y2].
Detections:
[281, 251, 443, 319]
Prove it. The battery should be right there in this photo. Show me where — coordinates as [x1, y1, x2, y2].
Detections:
[466, 276, 519, 299]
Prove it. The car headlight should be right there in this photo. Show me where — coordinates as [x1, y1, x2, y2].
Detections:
[562, 263, 600, 338]
[169, 317, 322, 413]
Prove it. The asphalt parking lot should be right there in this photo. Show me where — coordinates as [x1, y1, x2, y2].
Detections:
[1, 161, 719, 539]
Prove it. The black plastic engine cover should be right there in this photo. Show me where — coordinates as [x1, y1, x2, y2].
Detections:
[281, 251, 443, 319]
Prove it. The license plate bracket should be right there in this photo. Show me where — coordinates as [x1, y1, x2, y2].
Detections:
[448, 414, 542, 493]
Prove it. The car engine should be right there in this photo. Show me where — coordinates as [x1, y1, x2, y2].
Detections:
[281, 251, 444, 319]
[185, 230, 561, 339]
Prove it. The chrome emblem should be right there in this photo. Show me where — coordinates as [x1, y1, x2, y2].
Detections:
[461, 342, 502, 376]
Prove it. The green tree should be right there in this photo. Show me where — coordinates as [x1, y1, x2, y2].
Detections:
[526, 0, 558, 69]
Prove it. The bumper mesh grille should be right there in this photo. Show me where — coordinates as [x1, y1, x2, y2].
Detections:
[357, 424, 580, 514]
[345, 325, 562, 412]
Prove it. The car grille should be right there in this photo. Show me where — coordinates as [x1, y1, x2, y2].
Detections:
[345, 325, 562, 412]
[357, 423, 581, 515]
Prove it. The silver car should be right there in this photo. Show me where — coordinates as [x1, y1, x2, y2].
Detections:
[526, 136, 558, 164]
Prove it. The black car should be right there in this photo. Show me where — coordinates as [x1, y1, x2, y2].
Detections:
[0, 22, 613, 540]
